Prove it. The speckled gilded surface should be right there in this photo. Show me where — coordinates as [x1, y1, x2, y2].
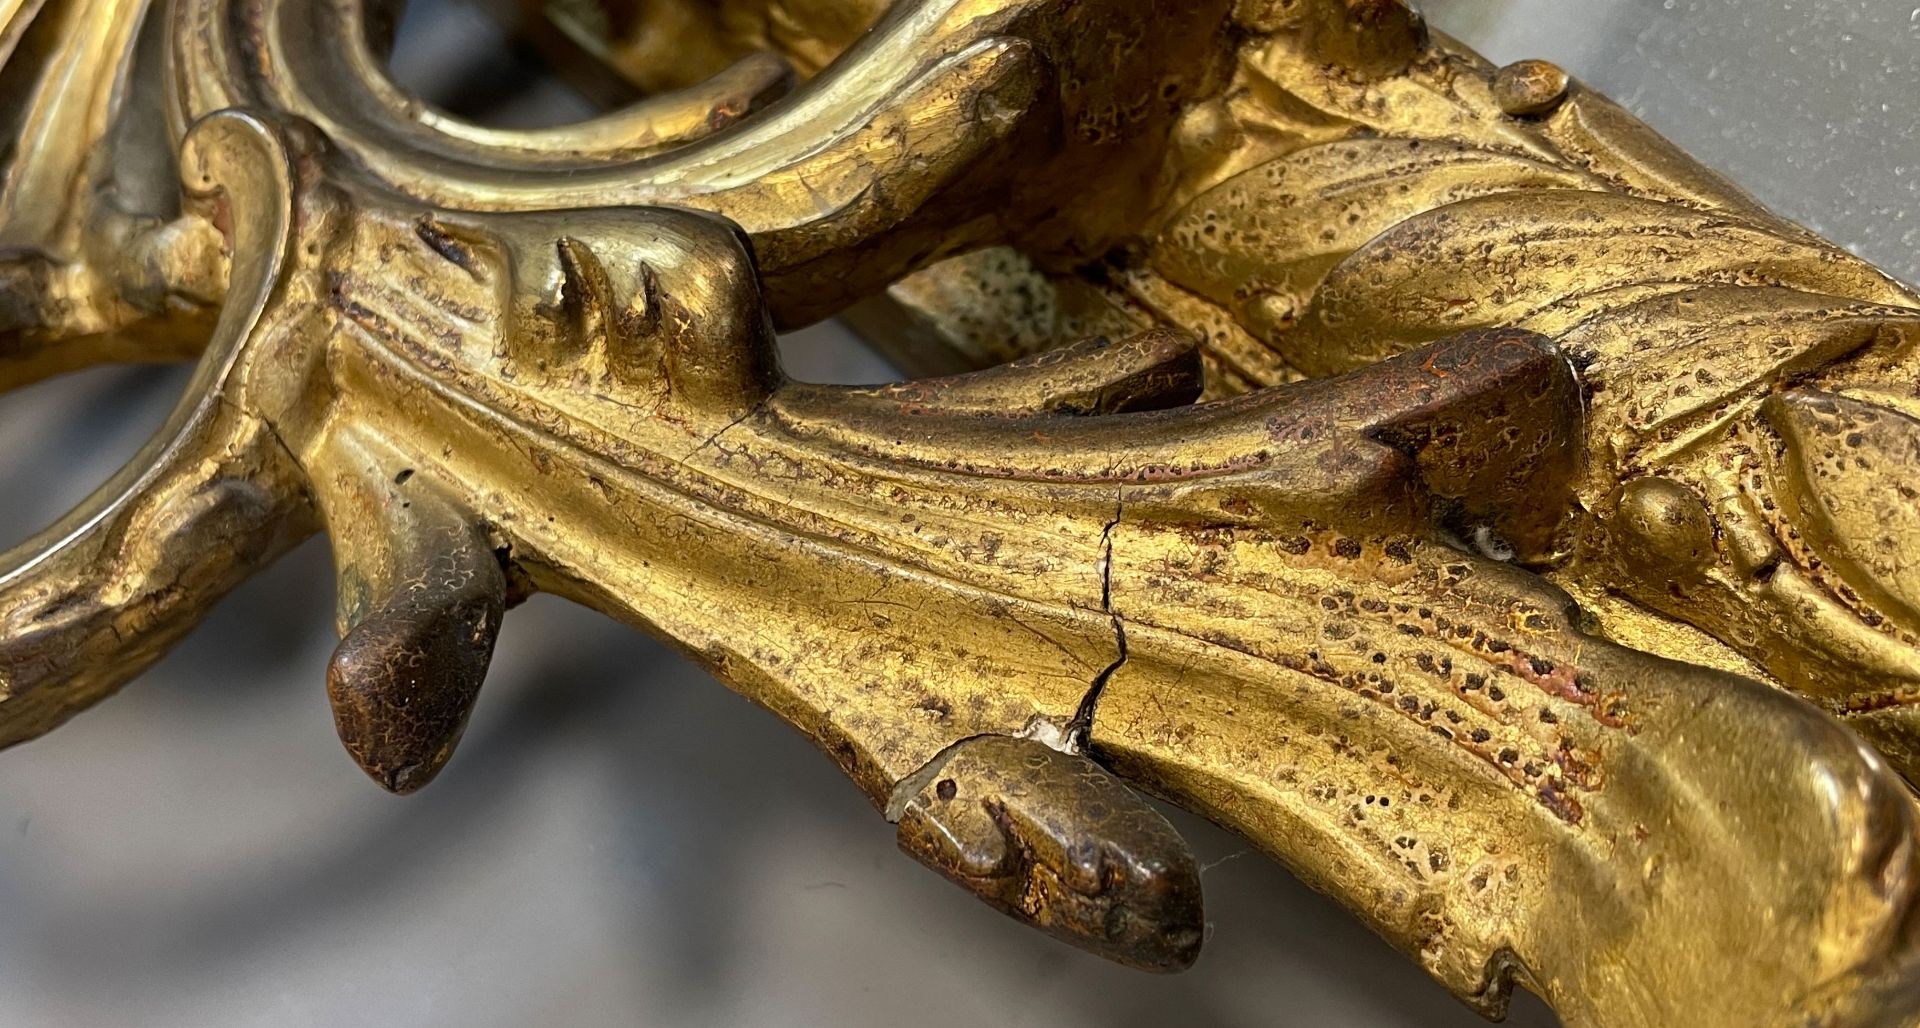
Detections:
[2, 0, 1918, 1025]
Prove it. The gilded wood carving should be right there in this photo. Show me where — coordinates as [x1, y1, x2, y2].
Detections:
[3, 1, 1919, 1024]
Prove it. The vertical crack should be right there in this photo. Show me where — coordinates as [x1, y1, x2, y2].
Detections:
[1070, 498, 1128, 748]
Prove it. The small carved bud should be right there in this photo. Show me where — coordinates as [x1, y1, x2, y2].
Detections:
[1615, 477, 1715, 576]
[1495, 59, 1572, 117]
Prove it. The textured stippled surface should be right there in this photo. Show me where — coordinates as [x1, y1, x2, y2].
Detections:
[0, 1, 1912, 1026]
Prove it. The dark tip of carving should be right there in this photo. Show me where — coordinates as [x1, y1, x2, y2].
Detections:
[554, 236, 615, 344]
[383, 762, 429, 794]
[326, 553, 505, 794]
[895, 735, 1204, 971]
[621, 261, 662, 341]
[414, 216, 481, 280]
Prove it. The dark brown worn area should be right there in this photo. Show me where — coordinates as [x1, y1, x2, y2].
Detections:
[895, 735, 1204, 972]
[7, 1, 1920, 1024]
[327, 527, 507, 794]
[1493, 59, 1572, 117]
[1360, 329, 1582, 563]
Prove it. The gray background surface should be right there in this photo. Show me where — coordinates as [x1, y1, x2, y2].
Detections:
[1, 1, 1915, 1025]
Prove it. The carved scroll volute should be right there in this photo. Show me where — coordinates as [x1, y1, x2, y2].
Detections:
[0, 108, 316, 747]
[0, 0, 227, 387]
[14, 88, 1913, 1019]
[6, 1, 1920, 1025]
[165, 119, 1920, 1013]
[165, 0, 1240, 325]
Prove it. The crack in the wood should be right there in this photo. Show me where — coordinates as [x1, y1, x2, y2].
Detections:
[1069, 498, 1127, 748]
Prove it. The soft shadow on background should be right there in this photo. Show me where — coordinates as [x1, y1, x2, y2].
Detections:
[1, 2, 1914, 1025]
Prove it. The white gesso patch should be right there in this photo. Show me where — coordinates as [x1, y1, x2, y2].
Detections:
[1018, 715, 1078, 754]
[1472, 525, 1517, 563]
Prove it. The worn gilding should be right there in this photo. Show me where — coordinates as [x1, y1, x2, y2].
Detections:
[4, 1, 1920, 1024]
